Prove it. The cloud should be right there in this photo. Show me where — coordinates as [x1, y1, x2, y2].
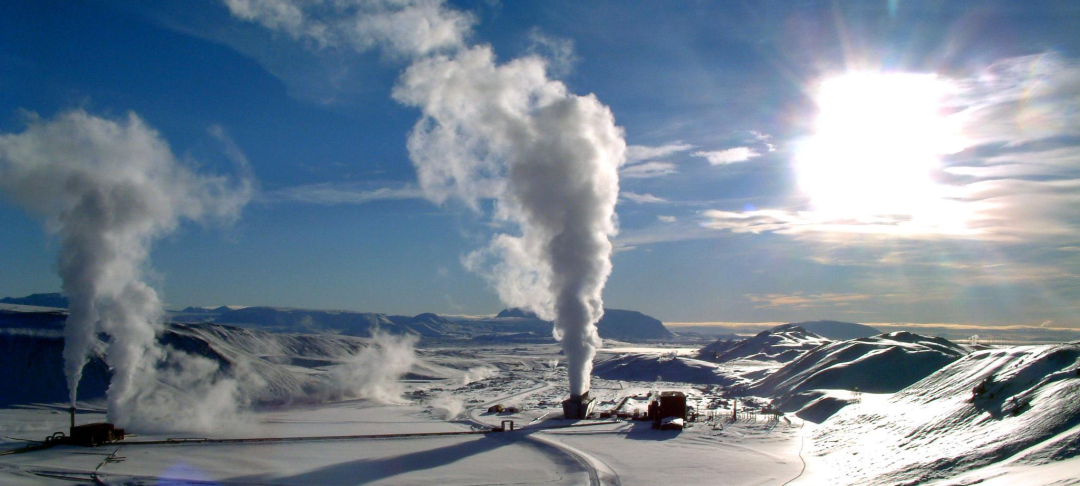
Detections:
[701, 54, 1080, 245]
[624, 142, 694, 164]
[620, 191, 666, 204]
[746, 292, 874, 309]
[657, 215, 677, 223]
[222, 0, 475, 58]
[261, 182, 425, 205]
[692, 146, 761, 165]
[750, 130, 776, 152]
[527, 28, 576, 78]
[619, 160, 678, 178]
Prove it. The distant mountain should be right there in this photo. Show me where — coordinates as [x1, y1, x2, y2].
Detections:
[212, 306, 472, 337]
[697, 324, 831, 364]
[495, 308, 538, 319]
[0, 292, 68, 309]
[792, 320, 881, 340]
[493, 307, 674, 341]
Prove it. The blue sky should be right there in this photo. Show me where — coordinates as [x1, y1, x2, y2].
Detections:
[1, 0, 1078, 327]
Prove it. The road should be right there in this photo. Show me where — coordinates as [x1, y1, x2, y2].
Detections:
[464, 375, 622, 486]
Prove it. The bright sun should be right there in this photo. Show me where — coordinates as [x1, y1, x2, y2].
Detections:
[796, 72, 966, 226]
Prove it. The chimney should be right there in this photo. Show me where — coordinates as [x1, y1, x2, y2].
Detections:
[69, 406, 76, 434]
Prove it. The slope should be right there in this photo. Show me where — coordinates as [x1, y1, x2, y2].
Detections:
[750, 331, 966, 398]
[697, 324, 831, 364]
[800, 341, 1080, 485]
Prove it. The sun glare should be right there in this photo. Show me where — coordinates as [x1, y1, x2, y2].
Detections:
[796, 72, 967, 229]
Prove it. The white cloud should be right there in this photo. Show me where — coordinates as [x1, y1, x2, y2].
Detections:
[619, 160, 678, 178]
[527, 28, 576, 78]
[750, 130, 776, 152]
[222, 0, 475, 58]
[692, 147, 761, 165]
[261, 182, 425, 205]
[746, 292, 874, 309]
[621, 191, 667, 204]
[701, 54, 1080, 245]
[624, 142, 694, 164]
[657, 215, 677, 223]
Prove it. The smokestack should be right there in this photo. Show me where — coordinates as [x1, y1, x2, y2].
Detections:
[70, 406, 76, 434]
[562, 390, 595, 420]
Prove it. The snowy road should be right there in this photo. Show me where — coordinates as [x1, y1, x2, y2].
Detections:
[465, 376, 621, 486]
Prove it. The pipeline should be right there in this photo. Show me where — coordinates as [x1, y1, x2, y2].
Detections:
[2, 419, 620, 456]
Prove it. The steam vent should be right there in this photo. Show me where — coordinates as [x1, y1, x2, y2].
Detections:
[562, 391, 596, 420]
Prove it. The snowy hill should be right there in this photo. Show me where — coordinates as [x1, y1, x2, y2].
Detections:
[0, 306, 464, 407]
[697, 324, 831, 364]
[793, 320, 881, 340]
[800, 341, 1080, 485]
[751, 331, 967, 401]
[593, 353, 735, 385]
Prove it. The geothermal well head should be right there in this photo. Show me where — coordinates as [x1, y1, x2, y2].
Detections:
[562, 391, 596, 420]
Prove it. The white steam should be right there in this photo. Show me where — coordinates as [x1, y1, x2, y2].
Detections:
[461, 365, 498, 385]
[393, 45, 625, 397]
[323, 331, 418, 403]
[429, 395, 465, 421]
[225, 0, 626, 398]
[0, 110, 252, 429]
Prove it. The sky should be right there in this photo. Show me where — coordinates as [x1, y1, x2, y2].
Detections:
[1, 0, 1078, 328]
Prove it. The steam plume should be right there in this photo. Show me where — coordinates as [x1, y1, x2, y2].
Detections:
[0, 110, 251, 425]
[326, 331, 418, 403]
[394, 46, 625, 397]
[225, 0, 626, 397]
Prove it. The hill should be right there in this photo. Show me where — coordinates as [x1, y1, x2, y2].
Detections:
[0, 292, 68, 309]
[592, 353, 735, 385]
[0, 306, 471, 407]
[802, 341, 1080, 485]
[697, 324, 831, 364]
[750, 331, 967, 399]
[493, 307, 674, 341]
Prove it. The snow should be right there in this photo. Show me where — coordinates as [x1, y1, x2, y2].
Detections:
[2, 307, 1077, 485]
[795, 342, 1080, 486]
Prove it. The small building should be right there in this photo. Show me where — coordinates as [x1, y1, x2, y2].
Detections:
[70, 423, 124, 447]
[648, 391, 687, 422]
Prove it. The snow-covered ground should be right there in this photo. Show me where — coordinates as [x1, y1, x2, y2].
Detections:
[795, 342, 1080, 486]
[2, 330, 1077, 485]
[1, 341, 806, 485]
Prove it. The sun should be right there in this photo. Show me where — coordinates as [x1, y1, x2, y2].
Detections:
[795, 72, 966, 226]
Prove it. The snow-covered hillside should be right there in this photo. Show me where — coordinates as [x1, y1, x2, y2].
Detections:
[593, 353, 736, 385]
[799, 342, 1080, 485]
[697, 324, 831, 364]
[0, 307, 471, 407]
[793, 320, 881, 340]
[751, 331, 967, 399]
